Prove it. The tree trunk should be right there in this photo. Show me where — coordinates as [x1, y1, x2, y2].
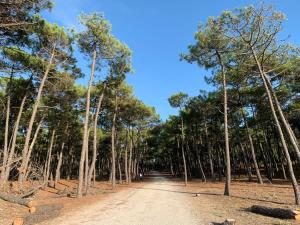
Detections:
[180, 116, 188, 186]
[0, 93, 10, 189]
[216, 51, 230, 196]
[125, 130, 129, 183]
[128, 131, 133, 184]
[2, 95, 27, 186]
[264, 73, 300, 164]
[18, 46, 55, 185]
[87, 85, 106, 193]
[241, 110, 263, 184]
[111, 91, 118, 189]
[44, 130, 56, 187]
[204, 121, 215, 181]
[77, 49, 96, 198]
[54, 142, 64, 189]
[252, 47, 300, 205]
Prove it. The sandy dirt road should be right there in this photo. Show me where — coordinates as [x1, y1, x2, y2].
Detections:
[45, 172, 201, 225]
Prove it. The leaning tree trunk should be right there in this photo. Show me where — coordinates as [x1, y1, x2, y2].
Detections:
[18, 46, 55, 185]
[252, 47, 300, 205]
[2, 95, 27, 186]
[264, 73, 300, 163]
[216, 51, 230, 196]
[23, 117, 44, 182]
[77, 49, 96, 198]
[0, 92, 10, 189]
[87, 85, 106, 193]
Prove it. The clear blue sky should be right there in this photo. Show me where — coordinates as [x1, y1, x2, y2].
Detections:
[43, 0, 300, 120]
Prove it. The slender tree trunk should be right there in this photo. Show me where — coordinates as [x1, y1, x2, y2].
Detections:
[180, 116, 188, 186]
[111, 92, 118, 189]
[23, 117, 44, 182]
[118, 154, 122, 184]
[2, 95, 27, 185]
[264, 73, 300, 163]
[204, 121, 215, 181]
[252, 47, 300, 205]
[84, 139, 89, 192]
[77, 49, 96, 198]
[18, 46, 55, 185]
[125, 130, 129, 183]
[128, 131, 133, 184]
[87, 85, 106, 192]
[241, 110, 263, 184]
[54, 142, 64, 189]
[239, 143, 252, 182]
[0, 93, 10, 189]
[44, 130, 56, 187]
[216, 51, 230, 196]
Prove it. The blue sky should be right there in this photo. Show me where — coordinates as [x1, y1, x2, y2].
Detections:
[43, 0, 300, 120]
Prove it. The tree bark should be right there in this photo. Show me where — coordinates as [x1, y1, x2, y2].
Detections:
[18, 46, 56, 185]
[44, 130, 56, 187]
[0, 92, 10, 189]
[241, 109, 263, 184]
[251, 47, 300, 205]
[111, 91, 118, 189]
[2, 95, 27, 186]
[251, 205, 300, 220]
[180, 116, 188, 186]
[77, 49, 96, 198]
[87, 84, 106, 192]
[54, 142, 64, 189]
[125, 130, 129, 183]
[216, 50, 231, 196]
[264, 73, 300, 163]
[128, 131, 133, 184]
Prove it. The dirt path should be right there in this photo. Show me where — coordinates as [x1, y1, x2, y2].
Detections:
[44, 172, 201, 225]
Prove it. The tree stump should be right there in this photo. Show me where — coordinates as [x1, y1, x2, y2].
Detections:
[224, 218, 235, 225]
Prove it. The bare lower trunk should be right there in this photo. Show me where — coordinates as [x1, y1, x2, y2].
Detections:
[118, 155, 122, 184]
[87, 85, 106, 193]
[19, 47, 55, 185]
[2, 95, 27, 186]
[125, 132, 129, 183]
[54, 142, 64, 189]
[241, 110, 263, 184]
[181, 116, 188, 186]
[84, 141, 89, 193]
[44, 130, 56, 187]
[128, 132, 133, 184]
[264, 73, 300, 163]
[77, 50, 96, 198]
[0, 94, 10, 189]
[252, 47, 300, 205]
[216, 51, 230, 196]
[111, 92, 118, 189]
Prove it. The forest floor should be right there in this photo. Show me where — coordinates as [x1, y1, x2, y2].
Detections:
[1, 172, 300, 225]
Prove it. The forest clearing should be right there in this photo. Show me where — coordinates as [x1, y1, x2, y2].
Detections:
[2, 0, 300, 225]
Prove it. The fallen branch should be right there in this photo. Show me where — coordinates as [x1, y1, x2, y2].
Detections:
[250, 205, 300, 220]
[0, 192, 33, 207]
[20, 183, 45, 199]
